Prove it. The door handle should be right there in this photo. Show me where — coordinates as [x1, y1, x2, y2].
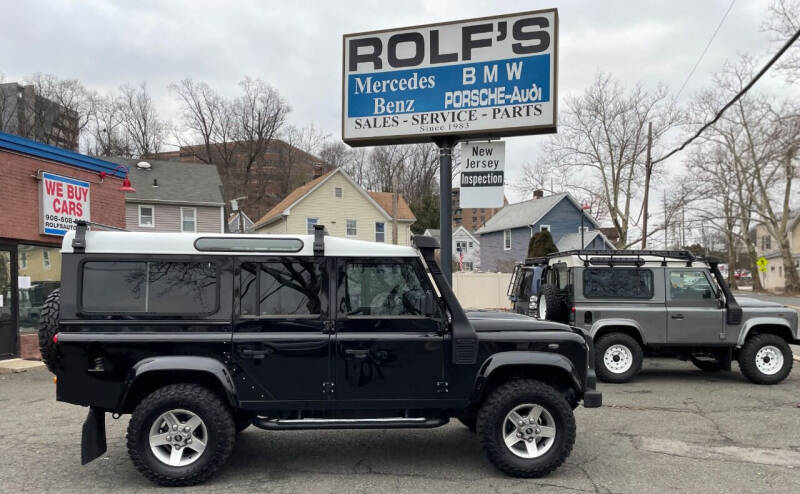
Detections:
[344, 349, 370, 359]
[239, 348, 273, 359]
[671, 314, 685, 320]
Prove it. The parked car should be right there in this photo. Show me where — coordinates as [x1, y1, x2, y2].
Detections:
[40, 221, 601, 486]
[509, 250, 798, 385]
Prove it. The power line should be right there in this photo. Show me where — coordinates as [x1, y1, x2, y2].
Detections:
[654, 24, 800, 165]
[675, 0, 736, 99]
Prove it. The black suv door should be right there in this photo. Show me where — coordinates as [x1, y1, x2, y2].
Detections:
[232, 257, 330, 404]
[333, 258, 445, 403]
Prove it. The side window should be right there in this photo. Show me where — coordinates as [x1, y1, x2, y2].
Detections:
[240, 260, 323, 317]
[340, 262, 427, 316]
[669, 270, 715, 300]
[583, 268, 654, 299]
[82, 261, 218, 313]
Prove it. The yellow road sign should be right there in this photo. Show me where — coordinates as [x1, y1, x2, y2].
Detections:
[756, 257, 768, 272]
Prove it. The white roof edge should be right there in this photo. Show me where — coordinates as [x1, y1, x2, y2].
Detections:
[61, 230, 418, 257]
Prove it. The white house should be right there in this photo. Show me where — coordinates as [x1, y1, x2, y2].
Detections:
[424, 226, 481, 271]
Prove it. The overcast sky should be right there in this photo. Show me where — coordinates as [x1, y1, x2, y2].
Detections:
[1, 0, 793, 209]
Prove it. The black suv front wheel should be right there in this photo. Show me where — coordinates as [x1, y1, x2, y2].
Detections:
[127, 384, 236, 486]
[476, 379, 575, 477]
[595, 333, 643, 383]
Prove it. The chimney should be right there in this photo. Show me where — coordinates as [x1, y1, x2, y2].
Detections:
[533, 189, 544, 200]
[312, 163, 325, 179]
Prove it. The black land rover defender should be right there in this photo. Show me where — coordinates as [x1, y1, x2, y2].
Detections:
[41, 222, 600, 486]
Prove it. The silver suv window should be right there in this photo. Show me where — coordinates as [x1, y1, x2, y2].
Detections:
[582, 268, 654, 299]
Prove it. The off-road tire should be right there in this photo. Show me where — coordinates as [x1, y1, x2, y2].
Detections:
[595, 332, 643, 383]
[456, 412, 477, 432]
[127, 384, 236, 486]
[540, 284, 568, 323]
[738, 334, 793, 385]
[690, 355, 722, 372]
[36, 288, 60, 374]
[476, 379, 575, 478]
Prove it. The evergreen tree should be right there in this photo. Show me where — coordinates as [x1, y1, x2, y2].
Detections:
[528, 230, 558, 258]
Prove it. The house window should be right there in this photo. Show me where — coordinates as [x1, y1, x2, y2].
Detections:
[181, 207, 196, 232]
[504, 229, 511, 250]
[307, 217, 318, 234]
[375, 222, 385, 242]
[334, 187, 343, 198]
[579, 226, 590, 233]
[472, 216, 477, 223]
[540, 225, 550, 232]
[346, 219, 357, 237]
[138, 205, 154, 227]
[42, 249, 51, 270]
[456, 240, 468, 253]
[468, 241, 473, 248]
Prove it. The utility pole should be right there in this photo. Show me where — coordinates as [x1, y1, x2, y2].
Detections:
[435, 137, 458, 285]
[392, 190, 398, 245]
[641, 122, 652, 249]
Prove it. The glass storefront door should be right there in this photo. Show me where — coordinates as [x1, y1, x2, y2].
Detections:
[0, 247, 17, 358]
[17, 245, 61, 334]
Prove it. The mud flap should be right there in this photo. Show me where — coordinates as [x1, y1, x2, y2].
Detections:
[81, 407, 107, 465]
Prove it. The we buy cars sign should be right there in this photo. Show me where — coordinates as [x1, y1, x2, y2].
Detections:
[40, 172, 90, 236]
[342, 9, 558, 146]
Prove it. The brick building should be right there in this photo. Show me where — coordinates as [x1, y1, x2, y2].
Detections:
[154, 139, 332, 221]
[0, 131, 127, 359]
[451, 187, 506, 233]
[0, 82, 80, 151]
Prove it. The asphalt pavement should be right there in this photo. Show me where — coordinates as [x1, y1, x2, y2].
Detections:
[1, 360, 799, 494]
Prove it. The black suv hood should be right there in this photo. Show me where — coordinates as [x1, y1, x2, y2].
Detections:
[465, 310, 573, 333]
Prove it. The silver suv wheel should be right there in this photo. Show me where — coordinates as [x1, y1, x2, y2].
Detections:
[755, 345, 784, 376]
[148, 409, 208, 467]
[501, 403, 556, 459]
[603, 344, 633, 374]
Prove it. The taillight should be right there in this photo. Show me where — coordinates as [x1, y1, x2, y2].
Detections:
[52, 333, 58, 344]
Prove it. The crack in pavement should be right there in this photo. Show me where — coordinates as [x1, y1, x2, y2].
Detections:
[632, 436, 800, 468]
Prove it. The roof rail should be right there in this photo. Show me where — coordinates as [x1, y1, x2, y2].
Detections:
[72, 219, 127, 252]
[313, 224, 328, 256]
[550, 249, 699, 267]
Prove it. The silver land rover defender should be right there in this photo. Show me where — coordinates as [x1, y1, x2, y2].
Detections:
[509, 250, 798, 384]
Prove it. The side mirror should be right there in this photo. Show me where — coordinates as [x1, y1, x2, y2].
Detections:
[510, 295, 518, 303]
[423, 290, 435, 316]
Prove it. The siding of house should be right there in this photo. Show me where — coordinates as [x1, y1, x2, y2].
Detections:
[256, 173, 413, 245]
[534, 198, 587, 244]
[125, 203, 223, 233]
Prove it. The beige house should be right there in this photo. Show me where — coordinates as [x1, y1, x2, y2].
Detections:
[253, 169, 416, 244]
[754, 216, 800, 291]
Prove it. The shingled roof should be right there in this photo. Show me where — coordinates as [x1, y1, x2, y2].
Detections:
[107, 157, 224, 205]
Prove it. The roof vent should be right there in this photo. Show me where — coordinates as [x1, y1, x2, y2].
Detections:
[136, 161, 151, 169]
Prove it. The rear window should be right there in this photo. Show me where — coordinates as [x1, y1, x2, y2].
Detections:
[81, 261, 218, 313]
[582, 268, 654, 299]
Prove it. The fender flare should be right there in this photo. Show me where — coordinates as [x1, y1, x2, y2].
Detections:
[589, 319, 646, 345]
[736, 317, 794, 346]
[121, 356, 238, 408]
[474, 351, 583, 399]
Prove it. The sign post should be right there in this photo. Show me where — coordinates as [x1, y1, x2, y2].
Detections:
[342, 9, 559, 284]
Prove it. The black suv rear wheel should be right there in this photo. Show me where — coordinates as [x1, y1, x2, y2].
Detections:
[476, 379, 575, 478]
[127, 384, 236, 486]
[595, 333, 643, 383]
[738, 334, 793, 384]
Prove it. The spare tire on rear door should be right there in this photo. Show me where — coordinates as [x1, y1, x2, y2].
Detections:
[37, 288, 60, 374]
[538, 284, 568, 323]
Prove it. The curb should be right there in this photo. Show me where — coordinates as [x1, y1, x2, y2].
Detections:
[0, 359, 46, 375]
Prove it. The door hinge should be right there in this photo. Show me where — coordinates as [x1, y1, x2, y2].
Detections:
[436, 381, 449, 393]
[322, 381, 335, 395]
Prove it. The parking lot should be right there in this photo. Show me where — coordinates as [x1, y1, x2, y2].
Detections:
[0, 357, 798, 494]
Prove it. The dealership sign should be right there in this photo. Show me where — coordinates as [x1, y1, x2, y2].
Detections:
[40, 172, 90, 236]
[342, 9, 558, 146]
[459, 141, 505, 208]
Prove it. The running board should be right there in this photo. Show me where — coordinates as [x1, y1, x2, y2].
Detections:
[252, 416, 449, 430]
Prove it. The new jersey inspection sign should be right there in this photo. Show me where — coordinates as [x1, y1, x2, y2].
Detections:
[342, 9, 558, 146]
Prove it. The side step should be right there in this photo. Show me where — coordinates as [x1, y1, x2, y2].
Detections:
[253, 416, 449, 431]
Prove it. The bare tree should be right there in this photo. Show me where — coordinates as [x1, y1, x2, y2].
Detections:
[529, 72, 682, 247]
[763, 0, 800, 83]
[86, 92, 131, 157]
[118, 82, 166, 158]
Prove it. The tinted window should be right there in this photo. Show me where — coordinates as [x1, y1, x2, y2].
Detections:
[82, 261, 217, 313]
[341, 262, 426, 316]
[82, 261, 146, 311]
[583, 268, 654, 299]
[240, 260, 323, 317]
